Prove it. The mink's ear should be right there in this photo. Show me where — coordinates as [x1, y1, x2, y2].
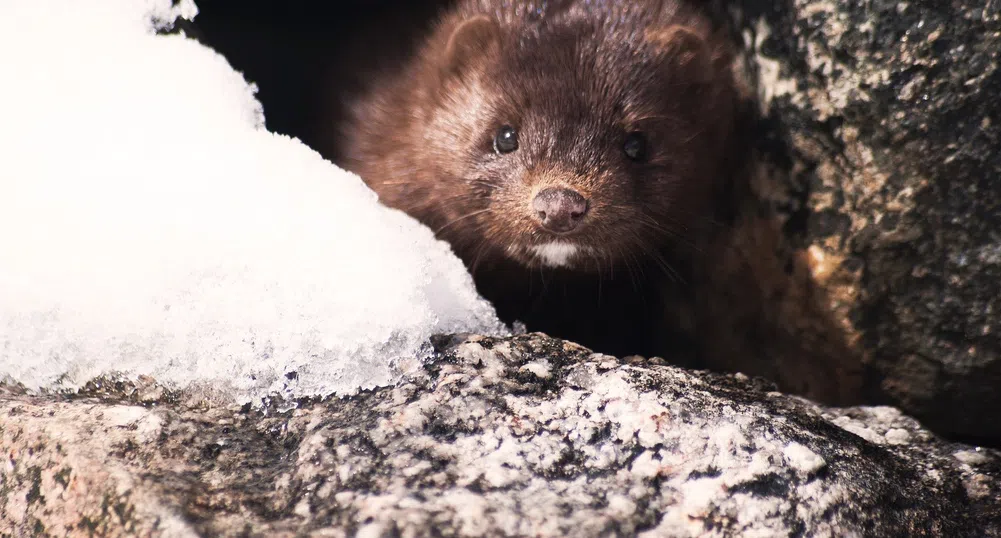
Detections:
[442, 15, 500, 77]
[645, 25, 714, 82]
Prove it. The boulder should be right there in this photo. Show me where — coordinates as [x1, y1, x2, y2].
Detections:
[3, 334, 998, 536]
[717, 0, 1001, 440]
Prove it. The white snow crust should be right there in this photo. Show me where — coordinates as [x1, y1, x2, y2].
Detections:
[0, 0, 504, 404]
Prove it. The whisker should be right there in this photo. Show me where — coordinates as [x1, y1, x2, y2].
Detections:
[636, 220, 705, 255]
[469, 239, 493, 276]
[623, 252, 641, 293]
[433, 208, 493, 235]
[649, 250, 686, 285]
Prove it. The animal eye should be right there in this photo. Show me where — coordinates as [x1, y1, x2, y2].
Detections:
[623, 132, 648, 161]
[493, 125, 519, 154]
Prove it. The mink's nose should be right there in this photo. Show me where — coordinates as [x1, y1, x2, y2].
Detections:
[531, 187, 589, 233]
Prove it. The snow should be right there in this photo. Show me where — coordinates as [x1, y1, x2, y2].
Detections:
[0, 0, 505, 404]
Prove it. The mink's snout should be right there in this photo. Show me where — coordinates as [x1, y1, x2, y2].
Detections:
[531, 187, 589, 234]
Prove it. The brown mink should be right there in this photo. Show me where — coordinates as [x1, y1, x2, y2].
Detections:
[337, 0, 743, 359]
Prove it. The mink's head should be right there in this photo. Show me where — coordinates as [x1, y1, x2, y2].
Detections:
[406, 9, 738, 271]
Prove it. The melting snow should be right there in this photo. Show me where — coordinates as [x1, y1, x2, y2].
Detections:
[0, 0, 504, 404]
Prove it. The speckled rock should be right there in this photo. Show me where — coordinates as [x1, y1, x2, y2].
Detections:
[2, 334, 998, 537]
[721, 0, 1001, 440]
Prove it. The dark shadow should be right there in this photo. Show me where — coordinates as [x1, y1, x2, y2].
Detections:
[179, 0, 454, 158]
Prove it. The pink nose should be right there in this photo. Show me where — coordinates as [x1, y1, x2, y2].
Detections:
[532, 188, 589, 233]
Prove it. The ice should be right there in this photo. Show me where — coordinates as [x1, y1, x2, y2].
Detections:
[0, 0, 505, 404]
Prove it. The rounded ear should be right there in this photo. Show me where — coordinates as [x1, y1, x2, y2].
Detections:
[645, 25, 713, 82]
[442, 15, 500, 77]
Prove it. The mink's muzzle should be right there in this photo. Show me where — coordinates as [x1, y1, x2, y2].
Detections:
[530, 187, 589, 234]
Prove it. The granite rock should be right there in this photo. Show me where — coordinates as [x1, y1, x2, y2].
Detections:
[3, 334, 998, 537]
[721, 0, 1001, 440]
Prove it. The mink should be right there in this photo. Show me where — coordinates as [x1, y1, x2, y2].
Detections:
[336, 0, 744, 359]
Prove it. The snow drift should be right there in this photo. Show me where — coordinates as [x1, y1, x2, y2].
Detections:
[0, 0, 504, 404]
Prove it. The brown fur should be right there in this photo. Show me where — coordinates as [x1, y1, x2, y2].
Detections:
[338, 0, 744, 360]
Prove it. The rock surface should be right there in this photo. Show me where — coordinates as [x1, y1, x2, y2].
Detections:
[3, 334, 998, 537]
[728, 0, 1001, 439]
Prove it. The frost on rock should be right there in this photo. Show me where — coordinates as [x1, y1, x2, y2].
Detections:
[0, 0, 504, 405]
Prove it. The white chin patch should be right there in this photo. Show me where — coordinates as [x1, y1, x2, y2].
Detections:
[529, 241, 582, 268]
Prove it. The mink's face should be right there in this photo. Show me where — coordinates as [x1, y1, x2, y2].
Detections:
[422, 21, 734, 271]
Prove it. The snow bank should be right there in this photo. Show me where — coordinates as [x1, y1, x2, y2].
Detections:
[0, 0, 504, 404]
